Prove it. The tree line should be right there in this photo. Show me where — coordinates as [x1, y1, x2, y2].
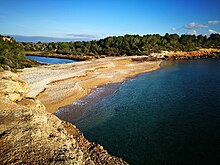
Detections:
[20, 33, 220, 56]
[1, 33, 220, 71]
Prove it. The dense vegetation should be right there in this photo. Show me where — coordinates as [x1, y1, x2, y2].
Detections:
[20, 33, 220, 57]
[1, 33, 219, 71]
[0, 35, 38, 71]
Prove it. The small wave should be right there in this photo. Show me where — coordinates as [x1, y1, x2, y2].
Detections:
[71, 99, 87, 105]
[87, 87, 105, 98]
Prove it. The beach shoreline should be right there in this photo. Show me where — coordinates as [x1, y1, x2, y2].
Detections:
[19, 56, 161, 113]
[20, 48, 220, 113]
[54, 82, 122, 124]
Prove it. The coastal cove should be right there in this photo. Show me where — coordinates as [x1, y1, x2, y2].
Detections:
[25, 55, 77, 64]
[1, 0, 220, 163]
[55, 59, 220, 165]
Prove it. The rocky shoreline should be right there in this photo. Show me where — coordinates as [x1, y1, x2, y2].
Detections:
[150, 48, 220, 60]
[0, 71, 128, 164]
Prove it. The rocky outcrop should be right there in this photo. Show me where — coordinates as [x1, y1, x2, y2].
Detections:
[0, 71, 127, 164]
[151, 48, 220, 60]
[0, 71, 28, 102]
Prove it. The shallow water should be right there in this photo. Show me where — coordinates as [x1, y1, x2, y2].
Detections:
[26, 55, 76, 64]
[55, 59, 220, 165]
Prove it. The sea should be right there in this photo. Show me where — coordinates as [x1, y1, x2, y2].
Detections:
[26, 55, 76, 64]
[55, 59, 220, 165]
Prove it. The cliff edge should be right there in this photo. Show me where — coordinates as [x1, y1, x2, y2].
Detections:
[0, 71, 127, 164]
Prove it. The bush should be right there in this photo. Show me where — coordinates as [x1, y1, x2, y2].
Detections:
[0, 39, 38, 71]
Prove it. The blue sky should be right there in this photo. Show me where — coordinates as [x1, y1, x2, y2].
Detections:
[0, 0, 220, 42]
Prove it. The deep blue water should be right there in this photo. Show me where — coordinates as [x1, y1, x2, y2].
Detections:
[26, 55, 76, 64]
[56, 59, 220, 165]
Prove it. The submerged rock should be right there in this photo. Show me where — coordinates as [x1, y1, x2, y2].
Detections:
[0, 71, 128, 164]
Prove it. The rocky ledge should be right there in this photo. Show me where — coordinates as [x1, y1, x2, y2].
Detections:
[151, 48, 220, 60]
[0, 71, 127, 164]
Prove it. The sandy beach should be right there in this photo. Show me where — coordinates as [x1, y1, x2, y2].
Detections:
[19, 56, 161, 113]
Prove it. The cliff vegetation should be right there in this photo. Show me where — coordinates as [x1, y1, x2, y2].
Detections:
[0, 35, 39, 72]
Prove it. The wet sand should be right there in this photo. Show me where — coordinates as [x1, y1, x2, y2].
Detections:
[19, 56, 161, 113]
[54, 82, 121, 123]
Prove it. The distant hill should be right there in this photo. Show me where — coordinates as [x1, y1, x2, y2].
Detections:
[6, 35, 97, 43]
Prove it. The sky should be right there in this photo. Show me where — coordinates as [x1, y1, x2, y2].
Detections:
[0, 0, 220, 42]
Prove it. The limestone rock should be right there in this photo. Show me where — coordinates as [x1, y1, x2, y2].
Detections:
[0, 71, 128, 164]
[0, 71, 28, 102]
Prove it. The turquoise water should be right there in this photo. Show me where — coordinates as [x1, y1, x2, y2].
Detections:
[26, 55, 76, 64]
[56, 59, 220, 165]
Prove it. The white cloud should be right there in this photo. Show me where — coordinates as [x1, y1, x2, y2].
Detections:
[197, 24, 208, 28]
[208, 20, 220, 25]
[184, 22, 197, 29]
[66, 33, 99, 39]
[172, 21, 220, 35]
[187, 30, 197, 35]
[184, 22, 208, 29]
[208, 29, 220, 34]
